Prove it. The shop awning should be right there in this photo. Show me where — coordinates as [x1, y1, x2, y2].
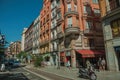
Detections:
[76, 50, 105, 58]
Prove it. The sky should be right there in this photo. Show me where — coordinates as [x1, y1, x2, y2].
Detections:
[0, 0, 43, 45]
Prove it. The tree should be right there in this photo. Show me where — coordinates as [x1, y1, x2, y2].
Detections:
[34, 56, 43, 67]
[16, 51, 27, 59]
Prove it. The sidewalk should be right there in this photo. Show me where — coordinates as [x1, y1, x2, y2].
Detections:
[25, 64, 120, 80]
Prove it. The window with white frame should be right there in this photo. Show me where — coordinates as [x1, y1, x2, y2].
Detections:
[74, 4, 77, 11]
[83, 6, 91, 14]
[67, 3, 71, 11]
[67, 17, 72, 27]
[94, 9, 100, 16]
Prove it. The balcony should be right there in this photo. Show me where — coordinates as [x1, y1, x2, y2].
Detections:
[83, 0, 90, 5]
[64, 10, 79, 17]
[51, 36, 58, 41]
[84, 29, 94, 34]
[65, 26, 80, 36]
[57, 16, 63, 25]
[105, 3, 120, 17]
[56, 6, 61, 12]
[40, 40, 49, 46]
[57, 31, 64, 39]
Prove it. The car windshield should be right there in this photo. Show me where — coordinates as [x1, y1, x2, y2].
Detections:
[14, 61, 20, 63]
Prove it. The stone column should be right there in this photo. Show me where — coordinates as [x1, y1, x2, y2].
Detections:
[105, 41, 119, 71]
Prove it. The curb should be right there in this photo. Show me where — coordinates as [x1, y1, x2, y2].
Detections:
[23, 68, 52, 80]
[34, 67, 75, 80]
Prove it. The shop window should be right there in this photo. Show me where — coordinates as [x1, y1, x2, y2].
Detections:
[111, 19, 120, 38]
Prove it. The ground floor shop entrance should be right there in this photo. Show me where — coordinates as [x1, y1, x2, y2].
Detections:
[76, 50, 105, 69]
[114, 46, 120, 70]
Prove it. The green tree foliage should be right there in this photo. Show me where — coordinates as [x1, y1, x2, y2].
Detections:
[34, 56, 43, 67]
[17, 51, 27, 59]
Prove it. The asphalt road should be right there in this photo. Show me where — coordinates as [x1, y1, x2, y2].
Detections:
[0, 67, 45, 80]
[0, 66, 73, 80]
[25, 67, 73, 80]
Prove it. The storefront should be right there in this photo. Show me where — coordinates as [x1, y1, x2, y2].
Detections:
[114, 46, 120, 70]
[76, 50, 105, 68]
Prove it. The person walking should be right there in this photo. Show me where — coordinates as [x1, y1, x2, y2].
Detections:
[97, 57, 102, 71]
[1, 63, 5, 72]
[101, 58, 106, 71]
[86, 60, 91, 69]
[66, 60, 71, 69]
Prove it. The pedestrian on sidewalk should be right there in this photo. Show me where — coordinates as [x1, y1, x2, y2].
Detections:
[0, 63, 5, 72]
[97, 57, 102, 72]
[101, 58, 106, 71]
[66, 60, 71, 69]
[86, 59, 91, 69]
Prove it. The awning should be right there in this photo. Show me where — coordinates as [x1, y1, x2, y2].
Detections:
[76, 50, 105, 58]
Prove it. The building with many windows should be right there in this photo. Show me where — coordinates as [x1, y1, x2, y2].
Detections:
[9, 41, 21, 58]
[24, 22, 34, 55]
[21, 28, 28, 51]
[55, 0, 105, 67]
[50, 0, 58, 66]
[33, 15, 40, 55]
[39, 0, 51, 62]
[21, 0, 105, 68]
[99, 0, 120, 71]
[38, 0, 105, 68]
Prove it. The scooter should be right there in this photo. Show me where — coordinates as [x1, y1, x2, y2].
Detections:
[78, 66, 97, 80]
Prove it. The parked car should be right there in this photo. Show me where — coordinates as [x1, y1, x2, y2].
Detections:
[13, 61, 21, 67]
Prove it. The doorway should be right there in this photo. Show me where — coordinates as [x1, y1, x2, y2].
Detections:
[114, 46, 120, 70]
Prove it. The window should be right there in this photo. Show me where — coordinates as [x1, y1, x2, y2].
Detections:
[67, 17, 72, 27]
[86, 21, 93, 30]
[94, 9, 100, 16]
[57, 12, 62, 19]
[92, 0, 98, 4]
[57, 0, 60, 6]
[84, 38, 89, 47]
[89, 39, 94, 47]
[84, 6, 91, 14]
[67, 3, 71, 11]
[74, 4, 77, 11]
[76, 17, 79, 26]
[111, 19, 120, 37]
[109, 0, 118, 11]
